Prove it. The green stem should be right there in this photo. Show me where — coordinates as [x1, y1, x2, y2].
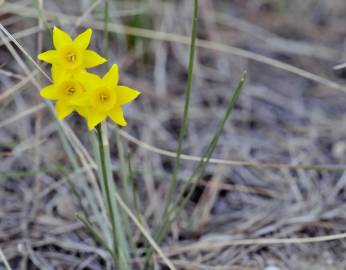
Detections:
[96, 124, 118, 260]
[153, 74, 246, 251]
[102, 2, 132, 265]
[103, 0, 109, 59]
[143, 0, 199, 268]
[161, 0, 199, 220]
[164, 75, 246, 232]
[114, 127, 132, 205]
[96, 124, 131, 270]
[75, 212, 112, 254]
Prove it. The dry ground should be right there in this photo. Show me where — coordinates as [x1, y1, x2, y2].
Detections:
[2, 0, 346, 269]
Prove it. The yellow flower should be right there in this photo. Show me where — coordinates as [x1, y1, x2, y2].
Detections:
[40, 66, 97, 120]
[85, 64, 140, 130]
[38, 27, 106, 70]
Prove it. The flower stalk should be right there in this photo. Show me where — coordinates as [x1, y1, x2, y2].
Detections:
[37, 26, 139, 270]
[95, 124, 117, 254]
[95, 123, 131, 270]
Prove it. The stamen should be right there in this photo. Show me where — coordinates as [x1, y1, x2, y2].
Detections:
[67, 87, 75, 95]
[99, 93, 108, 102]
[66, 52, 76, 62]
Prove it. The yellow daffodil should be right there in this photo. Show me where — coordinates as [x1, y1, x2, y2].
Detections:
[40, 67, 98, 120]
[85, 64, 140, 130]
[37, 27, 140, 129]
[38, 27, 106, 71]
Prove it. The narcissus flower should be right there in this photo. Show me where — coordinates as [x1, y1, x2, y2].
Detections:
[40, 67, 98, 120]
[38, 27, 140, 130]
[38, 27, 106, 71]
[85, 64, 140, 130]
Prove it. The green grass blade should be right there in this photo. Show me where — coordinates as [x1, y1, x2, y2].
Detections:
[75, 212, 112, 254]
[58, 126, 111, 249]
[96, 123, 131, 270]
[171, 74, 246, 216]
[113, 191, 177, 270]
[155, 73, 246, 245]
[143, 0, 199, 267]
[113, 127, 132, 205]
[160, 0, 199, 221]
[101, 0, 133, 265]
[32, 0, 51, 34]
[127, 152, 141, 223]
[103, 0, 109, 58]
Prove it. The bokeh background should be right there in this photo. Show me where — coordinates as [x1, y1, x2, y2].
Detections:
[2, 0, 346, 269]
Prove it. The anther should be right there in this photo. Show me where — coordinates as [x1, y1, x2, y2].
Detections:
[99, 93, 108, 102]
[66, 52, 76, 62]
[67, 87, 75, 95]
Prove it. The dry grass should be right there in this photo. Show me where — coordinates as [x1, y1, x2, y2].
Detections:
[2, 0, 346, 269]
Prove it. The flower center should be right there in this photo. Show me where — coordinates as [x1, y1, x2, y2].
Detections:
[92, 87, 117, 111]
[58, 80, 83, 101]
[99, 92, 109, 103]
[60, 45, 82, 69]
[66, 86, 76, 95]
[66, 52, 77, 63]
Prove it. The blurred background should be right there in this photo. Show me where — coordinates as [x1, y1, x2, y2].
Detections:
[2, 0, 346, 269]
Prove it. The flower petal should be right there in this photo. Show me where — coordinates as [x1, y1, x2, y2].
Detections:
[53, 26, 72, 49]
[71, 94, 89, 107]
[56, 100, 74, 120]
[75, 70, 101, 91]
[40, 84, 57, 100]
[38, 50, 58, 64]
[73, 28, 92, 49]
[76, 106, 88, 118]
[87, 111, 106, 130]
[83, 50, 106, 68]
[51, 65, 68, 82]
[108, 107, 127, 126]
[117, 86, 140, 105]
[103, 64, 119, 87]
